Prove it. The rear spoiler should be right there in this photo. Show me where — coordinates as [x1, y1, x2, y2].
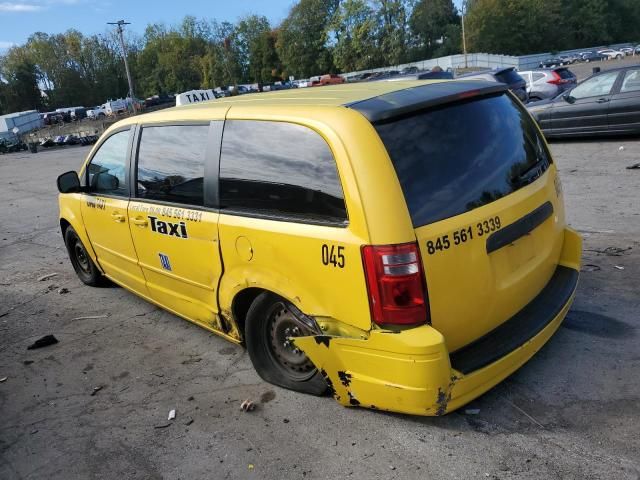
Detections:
[346, 80, 508, 124]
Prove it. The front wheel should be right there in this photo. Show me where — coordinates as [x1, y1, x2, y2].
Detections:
[64, 226, 105, 286]
[245, 292, 327, 395]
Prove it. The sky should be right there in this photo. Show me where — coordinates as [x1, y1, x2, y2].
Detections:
[0, 0, 465, 52]
[0, 0, 296, 50]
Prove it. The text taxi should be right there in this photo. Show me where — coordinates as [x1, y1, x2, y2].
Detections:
[57, 80, 581, 416]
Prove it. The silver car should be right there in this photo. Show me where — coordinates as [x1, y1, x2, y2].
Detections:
[519, 68, 577, 102]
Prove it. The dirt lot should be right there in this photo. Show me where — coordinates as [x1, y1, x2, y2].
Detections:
[0, 139, 639, 480]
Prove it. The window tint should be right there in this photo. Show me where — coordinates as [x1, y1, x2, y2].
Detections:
[87, 129, 130, 196]
[556, 68, 574, 80]
[136, 125, 208, 206]
[620, 69, 640, 93]
[220, 121, 346, 224]
[375, 93, 551, 227]
[571, 71, 618, 99]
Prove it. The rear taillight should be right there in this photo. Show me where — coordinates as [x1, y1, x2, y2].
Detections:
[548, 71, 570, 85]
[361, 242, 429, 326]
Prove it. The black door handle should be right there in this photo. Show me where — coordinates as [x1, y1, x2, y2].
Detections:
[596, 98, 610, 103]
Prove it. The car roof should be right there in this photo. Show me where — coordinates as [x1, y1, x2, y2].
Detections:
[120, 79, 502, 125]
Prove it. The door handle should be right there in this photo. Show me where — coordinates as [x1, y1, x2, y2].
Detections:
[130, 216, 148, 227]
[111, 212, 125, 223]
[596, 98, 610, 103]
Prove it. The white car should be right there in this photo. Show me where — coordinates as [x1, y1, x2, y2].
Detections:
[86, 106, 106, 119]
[598, 48, 625, 60]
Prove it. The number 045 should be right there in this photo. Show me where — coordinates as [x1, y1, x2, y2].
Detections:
[321, 244, 345, 268]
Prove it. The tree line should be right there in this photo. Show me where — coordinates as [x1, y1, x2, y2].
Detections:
[1, 0, 638, 115]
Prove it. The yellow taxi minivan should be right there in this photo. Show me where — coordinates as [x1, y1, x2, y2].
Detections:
[57, 80, 581, 416]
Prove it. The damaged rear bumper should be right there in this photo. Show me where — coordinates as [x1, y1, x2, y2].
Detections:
[293, 228, 581, 416]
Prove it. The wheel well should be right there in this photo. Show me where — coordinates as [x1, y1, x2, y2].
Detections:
[60, 219, 71, 240]
[231, 288, 268, 338]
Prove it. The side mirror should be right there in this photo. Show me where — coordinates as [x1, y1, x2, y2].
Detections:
[57, 171, 81, 193]
[563, 94, 575, 104]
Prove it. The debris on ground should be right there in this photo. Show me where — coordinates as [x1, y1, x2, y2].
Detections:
[465, 408, 481, 415]
[23, 360, 33, 365]
[90, 386, 103, 396]
[240, 399, 255, 412]
[248, 464, 254, 471]
[58, 287, 69, 295]
[586, 246, 632, 256]
[627, 162, 640, 170]
[37, 273, 58, 282]
[0, 377, 7, 383]
[187, 396, 194, 401]
[73, 314, 109, 320]
[614, 265, 625, 270]
[27, 334, 59, 350]
[154, 423, 171, 429]
[184, 418, 194, 426]
[181, 357, 202, 365]
[168, 409, 176, 420]
[581, 264, 601, 272]
[619, 146, 625, 151]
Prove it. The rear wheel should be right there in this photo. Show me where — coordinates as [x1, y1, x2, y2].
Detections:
[245, 292, 327, 395]
[64, 226, 104, 286]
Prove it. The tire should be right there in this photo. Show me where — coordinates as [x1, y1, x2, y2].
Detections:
[64, 226, 104, 286]
[245, 292, 327, 395]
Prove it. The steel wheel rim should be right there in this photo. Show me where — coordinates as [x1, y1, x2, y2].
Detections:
[266, 302, 317, 381]
[73, 240, 90, 274]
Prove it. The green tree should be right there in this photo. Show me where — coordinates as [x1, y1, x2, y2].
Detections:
[331, 0, 380, 71]
[0, 47, 42, 113]
[235, 15, 271, 82]
[375, 0, 409, 65]
[409, 0, 460, 57]
[276, 0, 339, 78]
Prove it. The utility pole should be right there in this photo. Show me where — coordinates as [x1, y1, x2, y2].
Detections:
[461, 1, 468, 69]
[108, 20, 136, 112]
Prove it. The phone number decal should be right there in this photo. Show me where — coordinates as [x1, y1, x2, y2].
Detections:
[425, 216, 502, 255]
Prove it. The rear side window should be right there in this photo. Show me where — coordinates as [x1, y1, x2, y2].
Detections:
[87, 129, 130, 196]
[220, 121, 347, 224]
[620, 69, 640, 93]
[532, 73, 545, 82]
[375, 93, 551, 227]
[136, 125, 208, 206]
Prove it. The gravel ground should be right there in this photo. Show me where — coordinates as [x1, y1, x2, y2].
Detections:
[0, 140, 639, 480]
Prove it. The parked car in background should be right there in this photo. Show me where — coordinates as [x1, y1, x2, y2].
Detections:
[87, 106, 106, 119]
[582, 51, 606, 63]
[456, 67, 528, 102]
[527, 65, 640, 138]
[620, 47, 634, 56]
[634, 45, 640, 55]
[71, 107, 87, 121]
[400, 66, 419, 75]
[559, 54, 579, 64]
[311, 74, 345, 86]
[598, 48, 625, 60]
[519, 68, 577, 102]
[42, 111, 64, 125]
[539, 57, 566, 68]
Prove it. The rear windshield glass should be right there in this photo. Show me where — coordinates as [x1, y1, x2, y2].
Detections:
[375, 93, 551, 227]
[556, 68, 575, 79]
[495, 69, 523, 84]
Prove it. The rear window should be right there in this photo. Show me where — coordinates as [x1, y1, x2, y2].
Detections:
[556, 68, 575, 79]
[495, 69, 524, 85]
[375, 93, 551, 227]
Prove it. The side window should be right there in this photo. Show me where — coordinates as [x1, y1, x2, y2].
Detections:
[620, 69, 640, 93]
[220, 121, 347, 224]
[571, 71, 619, 99]
[87, 129, 130, 196]
[532, 73, 545, 83]
[136, 125, 208, 206]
